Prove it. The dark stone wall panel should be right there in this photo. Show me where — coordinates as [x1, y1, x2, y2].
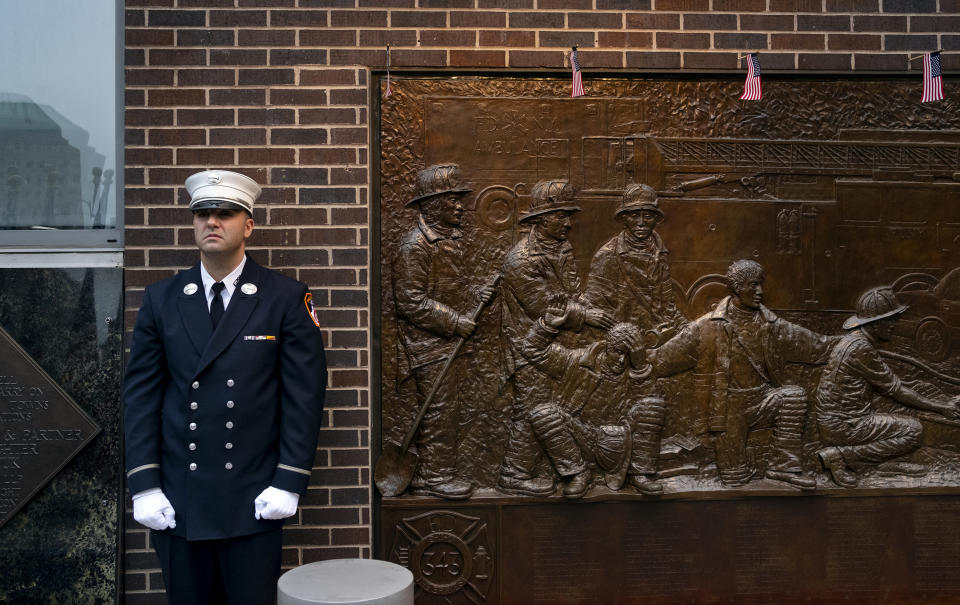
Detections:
[0, 267, 123, 602]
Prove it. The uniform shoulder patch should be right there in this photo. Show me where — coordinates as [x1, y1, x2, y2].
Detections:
[304, 292, 321, 328]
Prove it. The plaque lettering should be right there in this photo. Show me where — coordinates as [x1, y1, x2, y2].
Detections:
[0, 326, 99, 527]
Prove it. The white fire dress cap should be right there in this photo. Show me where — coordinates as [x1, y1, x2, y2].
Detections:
[185, 170, 262, 214]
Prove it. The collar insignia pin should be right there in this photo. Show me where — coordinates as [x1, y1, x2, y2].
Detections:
[183, 283, 199, 295]
[241, 283, 258, 295]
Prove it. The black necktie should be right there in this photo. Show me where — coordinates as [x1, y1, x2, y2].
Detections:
[210, 282, 225, 329]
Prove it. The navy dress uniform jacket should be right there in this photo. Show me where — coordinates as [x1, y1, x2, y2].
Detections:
[124, 257, 327, 541]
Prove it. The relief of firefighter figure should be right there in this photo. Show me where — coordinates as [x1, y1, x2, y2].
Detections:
[518, 297, 669, 496]
[497, 180, 615, 498]
[390, 164, 495, 499]
[580, 183, 687, 344]
[575, 183, 689, 494]
[648, 259, 838, 489]
[815, 286, 960, 488]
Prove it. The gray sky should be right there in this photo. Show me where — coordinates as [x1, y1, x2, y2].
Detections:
[0, 1, 118, 166]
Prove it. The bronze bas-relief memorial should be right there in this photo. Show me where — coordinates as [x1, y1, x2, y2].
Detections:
[376, 76, 960, 603]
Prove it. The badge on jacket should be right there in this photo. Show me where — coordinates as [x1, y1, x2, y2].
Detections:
[304, 292, 321, 328]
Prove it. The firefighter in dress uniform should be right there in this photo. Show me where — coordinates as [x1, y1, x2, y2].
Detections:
[123, 170, 327, 604]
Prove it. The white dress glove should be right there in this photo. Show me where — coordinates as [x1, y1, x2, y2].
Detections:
[254, 486, 300, 520]
[132, 488, 177, 531]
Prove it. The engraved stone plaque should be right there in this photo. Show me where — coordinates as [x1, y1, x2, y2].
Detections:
[0, 324, 100, 528]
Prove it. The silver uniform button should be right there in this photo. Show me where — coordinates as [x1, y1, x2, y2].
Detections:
[189, 463, 197, 471]
[226, 379, 234, 387]
[190, 402, 198, 410]
[192, 381, 199, 389]
[225, 421, 234, 429]
[225, 462, 233, 470]
[189, 443, 197, 451]
[189, 422, 197, 431]
[225, 442, 233, 450]
[226, 400, 235, 408]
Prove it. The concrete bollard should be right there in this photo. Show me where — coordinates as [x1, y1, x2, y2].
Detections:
[277, 559, 414, 605]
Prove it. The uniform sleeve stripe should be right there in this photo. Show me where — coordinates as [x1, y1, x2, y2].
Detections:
[277, 463, 312, 476]
[127, 464, 160, 478]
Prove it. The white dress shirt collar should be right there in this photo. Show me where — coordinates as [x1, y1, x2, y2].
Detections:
[199, 255, 247, 311]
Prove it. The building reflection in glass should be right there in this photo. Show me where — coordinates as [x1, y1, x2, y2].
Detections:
[1, 93, 113, 229]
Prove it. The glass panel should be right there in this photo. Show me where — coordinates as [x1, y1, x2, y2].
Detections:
[0, 2, 119, 234]
[0, 266, 122, 601]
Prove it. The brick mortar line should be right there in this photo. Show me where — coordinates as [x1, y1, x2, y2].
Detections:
[130, 39, 960, 50]
[127, 159, 365, 163]
[124, 41, 946, 53]
[129, 206, 362, 211]
[131, 7, 960, 14]
[128, 54, 951, 73]
[313, 424, 370, 430]
[127, 265, 368, 271]
[127, 203, 366, 207]
[123, 253, 366, 261]
[125, 268, 367, 275]
[319, 420, 371, 426]
[128, 225, 365, 228]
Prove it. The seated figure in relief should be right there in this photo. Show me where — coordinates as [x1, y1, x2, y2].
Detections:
[518, 298, 667, 496]
[647, 259, 838, 489]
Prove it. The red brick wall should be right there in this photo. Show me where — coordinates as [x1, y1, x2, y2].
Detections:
[122, 1, 957, 601]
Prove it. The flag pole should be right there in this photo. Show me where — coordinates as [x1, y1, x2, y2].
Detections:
[909, 49, 943, 62]
[384, 44, 392, 98]
[737, 51, 759, 67]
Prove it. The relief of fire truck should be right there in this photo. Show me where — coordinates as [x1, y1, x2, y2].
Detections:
[450, 103, 960, 359]
[568, 130, 960, 361]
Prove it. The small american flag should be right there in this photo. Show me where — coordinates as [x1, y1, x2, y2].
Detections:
[570, 48, 585, 98]
[921, 51, 943, 103]
[740, 53, 762, 101]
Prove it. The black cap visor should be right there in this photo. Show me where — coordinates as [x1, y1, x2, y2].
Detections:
[190, 199, 248, 213]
